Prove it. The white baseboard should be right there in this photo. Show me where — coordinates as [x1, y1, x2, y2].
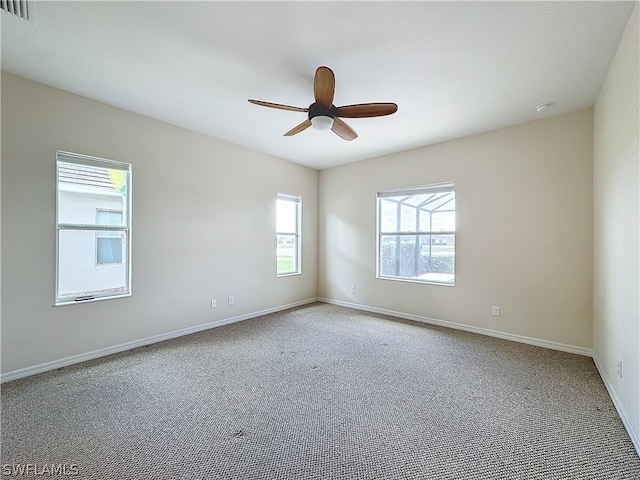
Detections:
[317, 297, 593, 357]
[0, 297, 318, 384]
[592, 354, 640, 456]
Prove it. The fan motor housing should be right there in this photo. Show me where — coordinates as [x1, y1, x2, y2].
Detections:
[308, 102, 337, 120]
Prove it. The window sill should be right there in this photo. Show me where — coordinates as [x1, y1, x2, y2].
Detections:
[54, 292, 131, 307]
[377, 274, 455, 286]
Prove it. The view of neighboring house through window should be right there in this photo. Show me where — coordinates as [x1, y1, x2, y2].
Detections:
[377, 183, 455, 285]
[276, 193, 301, 276]
[56, 151, 131, 304]
[96, 210, 124, 265]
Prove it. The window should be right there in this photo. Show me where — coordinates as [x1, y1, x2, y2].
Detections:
[276, 193, 301, 276]
[377, 183, 455, 285]
[56, 151, 131, 304]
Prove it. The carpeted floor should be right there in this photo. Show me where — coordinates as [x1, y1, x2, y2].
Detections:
[2, 303, 639, 479]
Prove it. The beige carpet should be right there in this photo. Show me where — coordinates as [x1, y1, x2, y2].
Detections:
[2, 303, 639, 479]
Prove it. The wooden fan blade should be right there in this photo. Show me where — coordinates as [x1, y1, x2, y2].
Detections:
[335, 103, 398, 118]
[331, 118, 358, 141]
[314, 66, 335, 107]
[284, 119, 312, 136]
[248, 99, 308, 113]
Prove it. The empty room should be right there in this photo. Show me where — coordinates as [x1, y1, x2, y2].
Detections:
[1, 1, 639, 479]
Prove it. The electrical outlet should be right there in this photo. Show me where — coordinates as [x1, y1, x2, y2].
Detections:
[211, 299, 217, 309]
[350, 285, 356, 294]
[228, 296, 234, 305]
[492, 306, 501, 317]
[617, 359, 623, 378]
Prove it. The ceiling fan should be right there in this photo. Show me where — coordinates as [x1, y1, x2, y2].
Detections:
[248, 66, 397, 141]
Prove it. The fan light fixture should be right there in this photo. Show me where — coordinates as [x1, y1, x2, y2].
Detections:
[311, 115, 334, 130]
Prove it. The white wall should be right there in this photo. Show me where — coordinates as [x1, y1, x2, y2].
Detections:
[593, 3, 640, 451]
[1, 73, 318, 375]
[319, 109, 593, 351]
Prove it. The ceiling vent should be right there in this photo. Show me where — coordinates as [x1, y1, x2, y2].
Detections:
[1, 0, 30, 20]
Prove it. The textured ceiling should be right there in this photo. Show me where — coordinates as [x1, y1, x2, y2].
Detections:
[1, 1, 635, 169]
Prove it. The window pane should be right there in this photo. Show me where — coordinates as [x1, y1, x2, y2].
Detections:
[277, 234, 297, 275]
[400, 204, 416, 231]
[421, 235, 455, 280]
[400, 235, 419, 277]
[379, 235, 396, 276]
[380, 234, 454, 284]
[419, 209, 431, 232]
[403, 194, 427, 207]
[379, 198, 398, 232]
[58, 229, 128, 299]
[429, 193, 455, 211]
[381, 192, 455, 234]
[58, 162, 127, 225]
[276, 199, 297, 233]
[380, 235, 419, 277]
[431, 210, 455, 232]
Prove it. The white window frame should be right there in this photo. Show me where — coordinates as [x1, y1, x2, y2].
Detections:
[376, 182, 455, 286]
[276, 193, 302, 276]
[55, 151, 132, 305]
